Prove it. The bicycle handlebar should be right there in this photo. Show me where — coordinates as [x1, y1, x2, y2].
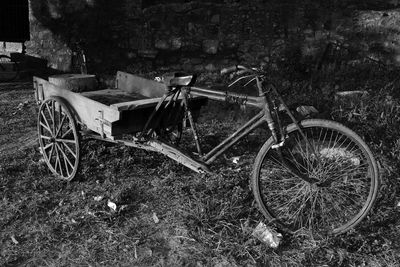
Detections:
[220, 65, 266, 96]
[220, 65, 250, 75]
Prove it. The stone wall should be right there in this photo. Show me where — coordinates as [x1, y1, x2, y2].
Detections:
[2, 0, 400, 76]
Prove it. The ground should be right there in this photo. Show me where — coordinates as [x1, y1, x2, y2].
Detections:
[1, 68, 400, 266]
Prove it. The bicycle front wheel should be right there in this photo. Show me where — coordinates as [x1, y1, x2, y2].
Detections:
[251, 119, 379, 235]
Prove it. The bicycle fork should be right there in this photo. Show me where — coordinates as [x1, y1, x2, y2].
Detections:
[261, 83, 320, 184]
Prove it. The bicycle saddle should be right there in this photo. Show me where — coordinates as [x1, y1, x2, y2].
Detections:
[162, 72, 196, 87]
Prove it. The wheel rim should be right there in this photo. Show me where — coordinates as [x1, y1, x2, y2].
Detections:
[38, 98, 80, 181]
[257, 125, 376, 235]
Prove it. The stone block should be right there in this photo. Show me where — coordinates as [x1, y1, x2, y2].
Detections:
[155, 39, 170, 50]
[182, 62, 193, 72]
[170, 37, 183, 50]
[211, 14, 220, 24]
[1, 42, 23, 53]
[205, 63, 217, 72]
[194, 64, 204, 72]
[203, 39, 219, 54]
[190, 58, 204, 65]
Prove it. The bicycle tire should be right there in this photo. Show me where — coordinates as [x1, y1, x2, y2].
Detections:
[0, 55, 19, 82]
[251, 119, 379, 235]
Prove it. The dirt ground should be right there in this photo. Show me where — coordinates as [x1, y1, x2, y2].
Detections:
[0, 81, 37, 156]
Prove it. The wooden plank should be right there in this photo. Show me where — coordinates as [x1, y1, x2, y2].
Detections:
[110, 95, 207, 111]
[110, 97, 164, 111]
[111, 97, 207, 135]
[114, 71, 209, 112]
[81, 89, 149, 106]
[33, 77, 120, 137]
[116, 71, 166, 98]
[49, 74, 98, 92]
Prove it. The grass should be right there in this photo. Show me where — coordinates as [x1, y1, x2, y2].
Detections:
[1, 61, 400, 266]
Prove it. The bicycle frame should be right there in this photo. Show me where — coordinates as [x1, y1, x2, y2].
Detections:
[144, 75, 287, 168]
[188, 86, 271, 165]
[86, 72, 309, 175]
[185, 84, 321, 184]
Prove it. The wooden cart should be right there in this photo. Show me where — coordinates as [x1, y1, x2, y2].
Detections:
[33, 71, 208, 180]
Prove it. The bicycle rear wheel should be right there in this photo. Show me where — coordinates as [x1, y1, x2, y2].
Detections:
[0, 55, 19, 82]
[251, 119, 379, 235]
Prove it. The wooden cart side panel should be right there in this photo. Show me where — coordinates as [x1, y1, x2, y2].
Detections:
[110, 97, 163, 111]
[116, 71, 166, 98]
[111, 97, 207, 135]
[34, 76, 120, 137]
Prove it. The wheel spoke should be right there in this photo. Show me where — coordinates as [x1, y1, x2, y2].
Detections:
[56, 143, 72, 177]
[40, 110, 53, 135]
[47, 143, 55, 160]
[56, 143, 74, 169]
[43, 143, 53, 151]
[40, 135, 51, 140]
[56, 138, 76, 144]
[52, 100, 56, 133]
[44, 102, 54, 128]
[55, 113, 67, 137]
[40, 122, 53, 134]
[61, 128, 73, 139]
[54, 144, 64, 177]
[58, 139, 77, 159]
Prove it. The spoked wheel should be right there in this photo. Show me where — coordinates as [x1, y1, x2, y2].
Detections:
[38, 97, 80, 181]
[252, 119, 379, 236]
[0, 55, 19, 82]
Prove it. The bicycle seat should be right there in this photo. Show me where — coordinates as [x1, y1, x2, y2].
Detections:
[162, 72, 196, 87]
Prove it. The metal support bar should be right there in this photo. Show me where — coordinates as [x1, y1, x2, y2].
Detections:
[138, 92, 171, 139]
[190, 86, 265, 108]
[203, 111, 266, 164]
[182, 87, 203, 156]
[270, 84, 318, 157]
[83, 133, 211, 174]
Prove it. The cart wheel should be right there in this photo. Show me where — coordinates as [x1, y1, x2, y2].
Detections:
[38, 97, 80, 181]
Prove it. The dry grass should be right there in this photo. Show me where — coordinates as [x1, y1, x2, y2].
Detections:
[1, 62, 400, 266]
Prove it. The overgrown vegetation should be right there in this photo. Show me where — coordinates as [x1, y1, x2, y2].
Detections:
[1, 52, 400, 266]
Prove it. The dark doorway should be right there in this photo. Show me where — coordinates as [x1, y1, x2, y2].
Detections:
[0, 0, 30, 42]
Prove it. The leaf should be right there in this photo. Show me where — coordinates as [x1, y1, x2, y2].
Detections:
[152, 212, 159, 223]
[10, 235, 19, 245]
[107, 200, 117, 211]
[232, 156, 240, 164]
[94, 196, 103, 201]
